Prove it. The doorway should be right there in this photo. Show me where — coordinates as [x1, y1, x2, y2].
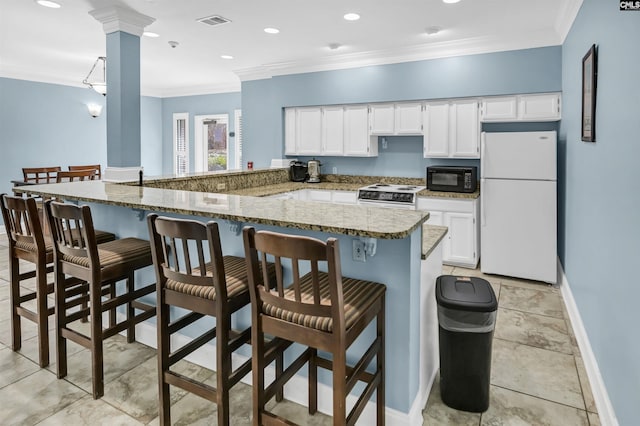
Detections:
[194, 114, 229, 172]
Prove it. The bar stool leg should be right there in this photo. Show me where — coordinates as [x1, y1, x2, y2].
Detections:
[126, 272, 135, 343]
[36, 258, 50, 367]
[377, 296, 386, 426]
[54, 268, 68, 379]
[252, 325, 266, 426]
[216, 313, 230, 426]
[332, 350, 347, 426]
[9, 257, 21, 353]
[157, 293, 171, 426]
[90, 277, 105, 399]
[308, 348, 317, 414]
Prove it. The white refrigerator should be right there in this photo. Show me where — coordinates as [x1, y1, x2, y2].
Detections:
[480, 131, 557, 283]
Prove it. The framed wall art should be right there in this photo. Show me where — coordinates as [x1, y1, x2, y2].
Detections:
[581, 44, 597, 142]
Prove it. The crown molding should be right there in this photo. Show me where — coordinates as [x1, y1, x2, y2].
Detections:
[144, 82, 241, 98]
[89, 6, 155, 37]
[555, 0, 584, 42]
[235, 29, 563, 82]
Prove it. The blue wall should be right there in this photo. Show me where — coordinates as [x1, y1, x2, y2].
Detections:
[160, 92, 241, 174]
[241, 46, 562, 176]
[560, 1, 640, 424]
[0, 77, 166, 194]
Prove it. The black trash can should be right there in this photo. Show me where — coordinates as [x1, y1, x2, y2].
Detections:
[435, 275, 498, 412]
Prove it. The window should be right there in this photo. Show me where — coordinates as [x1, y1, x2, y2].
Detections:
[173, 113, 189, 175]
[234, 109, 242, 169]
[194, 114, 229, 172]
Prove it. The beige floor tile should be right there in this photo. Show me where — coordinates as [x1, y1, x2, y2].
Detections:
[496, 275, 558, 293]
[481, 385, 589, 425]
[491, 339, 584, 409]
[495, 307, 573, 354]
[0, 368, 86, 425]
[0, 346, 41, 388]
[575, 356, 597, 413]
[102, 357, 215, 424]
[61, 334, 156, 394]
[18, 327, 85, 369]
[267, 399, 332, 425]
[441, 265, 455, 275]
[37, 394, 144, 425]
[587, 411, 601, 425]
[499, 285, 564, 318]
[0, 280, 9, 302]
[423, 376, 482, 425]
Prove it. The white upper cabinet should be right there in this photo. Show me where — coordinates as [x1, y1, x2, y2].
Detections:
[344, 105, 377, 157]
[296, 107, 323, 155]
[481, 93, 561, 122]
[369, 104, 395, 135]
[322, 106, 344, 156]
[424, 100, 479, 159]
[480, 97, 517, 121]
[370, 102, 423, 135]
[518, 93, 561, 121]
[284, 108, 297, 155]
[395, 102, 423, 134]
[424, 102, 450, 157]
[451, 100, 480, 158]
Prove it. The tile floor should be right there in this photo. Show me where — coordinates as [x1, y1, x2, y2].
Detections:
[0, 235, 600, 425]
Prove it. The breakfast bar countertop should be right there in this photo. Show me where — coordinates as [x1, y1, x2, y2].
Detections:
[22, 180, 429, 239]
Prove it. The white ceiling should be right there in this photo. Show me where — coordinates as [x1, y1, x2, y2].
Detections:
[0, 0, 582, 98]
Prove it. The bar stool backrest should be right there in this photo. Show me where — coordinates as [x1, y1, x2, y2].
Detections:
[56, 170, 97, 183]
[22, 166, 61, 183]
[68, 164, 101, 179]
[243, 228, 345, 334]
[0, 193, 46, 256]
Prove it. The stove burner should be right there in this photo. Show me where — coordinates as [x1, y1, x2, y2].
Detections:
[397, 186, 417, 191]
[373, 183, 390, 187]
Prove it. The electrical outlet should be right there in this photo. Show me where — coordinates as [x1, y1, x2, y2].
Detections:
[332, 166, 338, 174]
[216, 183, 226, 190]
[352, 239, 366, 262]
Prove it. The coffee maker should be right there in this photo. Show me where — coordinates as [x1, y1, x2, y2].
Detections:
[289, 161, 308, 182]
[307, 159, 321, 183]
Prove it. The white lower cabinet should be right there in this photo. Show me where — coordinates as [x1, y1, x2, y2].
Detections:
[418, 197, 480, 268]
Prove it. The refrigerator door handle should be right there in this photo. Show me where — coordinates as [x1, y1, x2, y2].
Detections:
[481, 178, 486, 227]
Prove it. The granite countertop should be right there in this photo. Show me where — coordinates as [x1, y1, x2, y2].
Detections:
[422, 225, 448, 260]
[228, 180, 479, 200]
[23, 181, 429, 239]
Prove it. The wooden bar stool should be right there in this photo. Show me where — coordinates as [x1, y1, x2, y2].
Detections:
[147, 214, 280, 426]
[56, 169, 98, 182]
[68, 164, 102, 179]
[243, 228, 387, 426]
[44, 199, 156, 398]
[0, 193, 116, 367]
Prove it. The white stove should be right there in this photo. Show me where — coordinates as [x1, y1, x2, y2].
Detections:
[357, 183, 426, 210]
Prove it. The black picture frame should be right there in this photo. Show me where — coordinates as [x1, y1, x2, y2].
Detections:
[581, 44, 597, 142]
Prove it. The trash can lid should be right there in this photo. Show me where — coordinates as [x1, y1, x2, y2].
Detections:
[436, 275, 497, 312]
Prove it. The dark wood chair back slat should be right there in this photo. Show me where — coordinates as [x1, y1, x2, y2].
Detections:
[56, 169, 97, 183]
[44, 201, 97, 265]
[0, 194, 45, 253]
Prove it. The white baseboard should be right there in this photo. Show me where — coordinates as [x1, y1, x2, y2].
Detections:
[557, 260, 618, 426]
[131, 317, 420, 425]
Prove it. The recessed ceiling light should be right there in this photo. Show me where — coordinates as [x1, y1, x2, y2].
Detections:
[143, 31, 159, 38]
[264, 27, 280, 34]
[343, 13, 360, 21]
[442, 0, 461, 3]
[328, 43, 342, 50]
[221, 55, 234, 59]
[425, 26, 441, 35]
[36, 0, 61, 8]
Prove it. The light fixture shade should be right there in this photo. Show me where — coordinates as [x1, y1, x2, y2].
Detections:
[87, 103, 103, 118]
[83, 56, 107, 96]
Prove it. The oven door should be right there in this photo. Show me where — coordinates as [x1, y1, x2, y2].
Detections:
[356, 199, 416, 210]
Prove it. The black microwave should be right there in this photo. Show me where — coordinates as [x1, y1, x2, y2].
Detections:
[426, 166, 478, 193]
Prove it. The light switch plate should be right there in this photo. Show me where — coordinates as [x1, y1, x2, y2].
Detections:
[352, 239, 366, 262]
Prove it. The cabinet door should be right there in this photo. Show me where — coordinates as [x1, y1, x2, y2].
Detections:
[344, 105, 376, 156]
[451, 100, 480, 158]
[395, 102, 423, 134]
[331, 191, 357, 204]
[284, 108, 297, 155]
[443, 212, 476, 266]
[307, 190, 332, 202]
[423, 102, 450, 158]
[322, 106, 344, 155]
[481, 97, 517, 122]
[369, 104, 395, 135]
[296, 107, 323, 155]
[518, 94, 561, 121]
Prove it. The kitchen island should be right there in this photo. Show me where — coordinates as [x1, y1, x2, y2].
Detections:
[23, 178, 442, 425]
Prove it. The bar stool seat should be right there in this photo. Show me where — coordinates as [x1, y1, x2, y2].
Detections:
[60, 237, 151, 270]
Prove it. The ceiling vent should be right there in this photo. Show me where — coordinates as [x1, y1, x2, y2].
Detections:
[197, 15, 231, 27]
